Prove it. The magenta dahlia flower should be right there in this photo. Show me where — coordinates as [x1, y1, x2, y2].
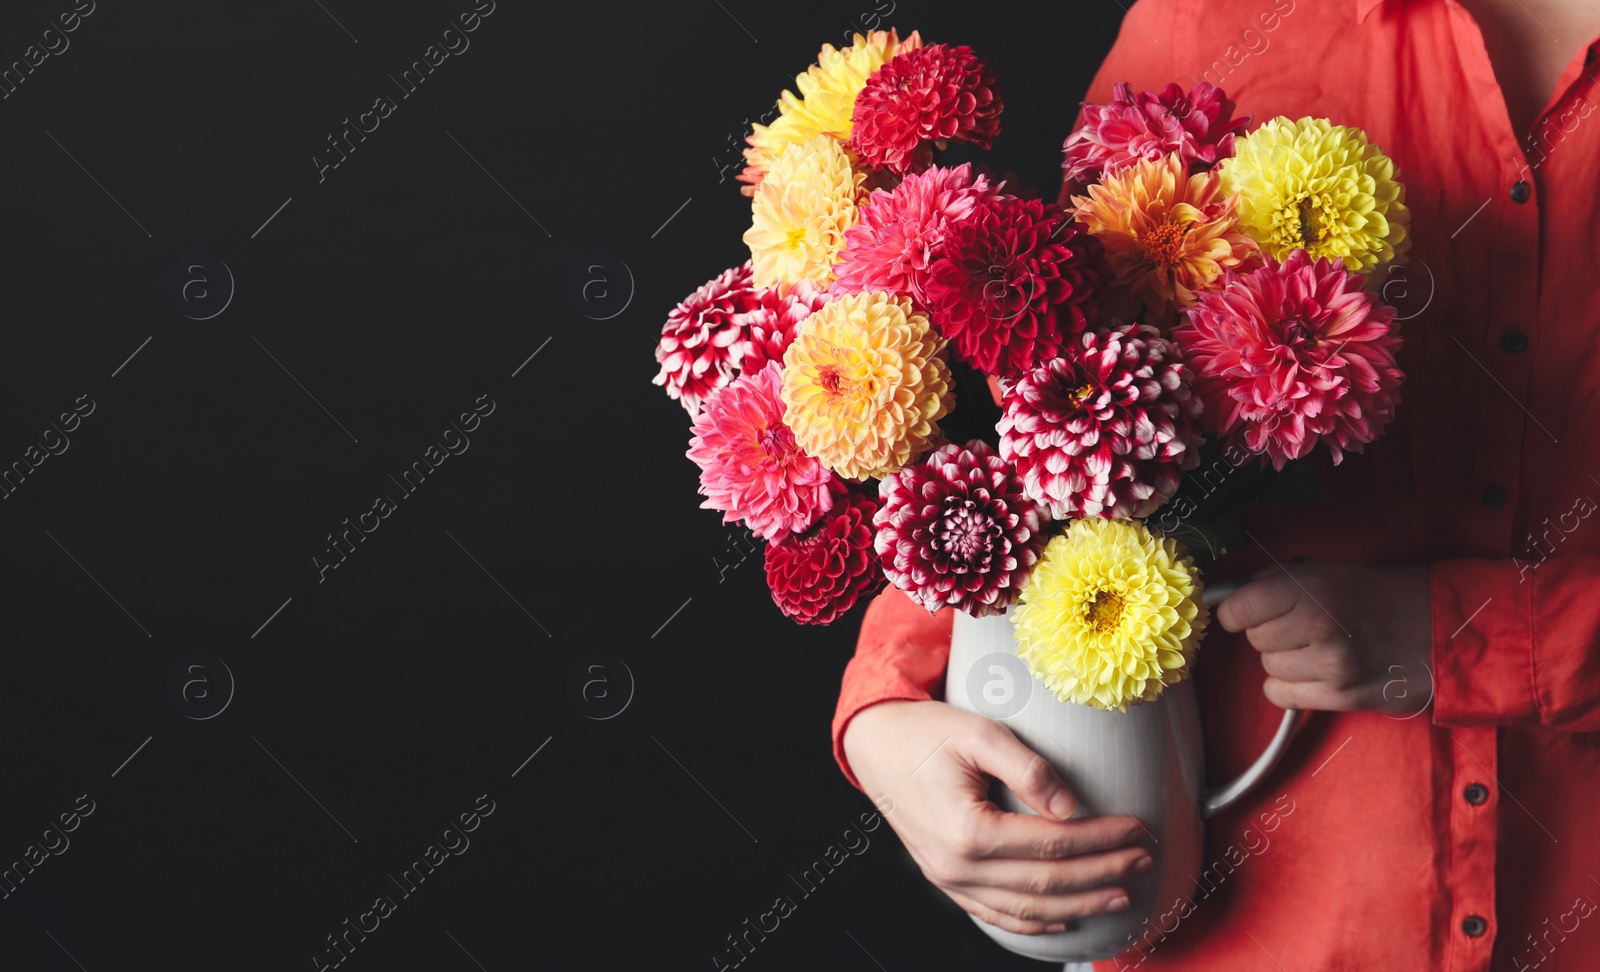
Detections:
[654, 262, 760, 415]
[999, 323, 1204, 519]
[687, 362, 844, 541]
[1062, 82, 1249, 184]
[851, 44, 1004, 175]
[765, 491, 888, 625]
[874, 439, 1047, 617]
[924, 196, 1111, 378]
[1171, 250, 1403, 469]
[737, 279, 829, 374]
[829, 163, 1001, 306]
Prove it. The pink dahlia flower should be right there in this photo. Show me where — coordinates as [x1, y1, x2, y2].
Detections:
[687, 361, 844, 541]
[999, 323, 1204, 519]
[924, 196, 1111, 378]
[874, 439, 1047, 617]
[654, 262, 760, 415]
[1172, 250, 1404, 469]
[737, 279, 830, 374]
[829, 163, 1001, 306]
[850, 44, 1004, 175]
[1062, 82, 1249, 185]
[765, 490, 888, 625]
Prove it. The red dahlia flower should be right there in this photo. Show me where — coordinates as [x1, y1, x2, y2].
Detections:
[850, 44, 1003, 175]
[654, 262, 760, 415]
[765, 491, 888, 625]
[1171, 250, 1403, 469]
[999, 322, 1204, 519]
[1062, 81, 1249, 185]
[874, 439, 1047, 617]
[924, 196, 1111, 378]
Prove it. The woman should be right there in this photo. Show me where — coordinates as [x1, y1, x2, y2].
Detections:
[835, 0, 1600, 968]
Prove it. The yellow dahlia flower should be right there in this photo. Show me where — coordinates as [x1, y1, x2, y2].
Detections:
[1012, 518, 1207, 712]
[1070, 153, 1259, 323]
[739, 30, 921, 196]
[1219, 116, 1410, 276]
[745, 135, 867, 289]
[780, 291, 953, 481]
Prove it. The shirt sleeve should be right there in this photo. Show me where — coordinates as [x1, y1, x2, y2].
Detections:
[1430, 556, 1600, 732]
[831, 586, 958, 789]
[831, 0, 1184, 790]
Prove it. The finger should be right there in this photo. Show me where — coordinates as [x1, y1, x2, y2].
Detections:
[966, 807, 1147, 860]
[954, 881, 1132, 926]
[1216, 573, 1302, 632]
[1242, 608, 1316, 653]
[1263, 676, 1360, 711]
[952, 846, 1153, 895]
[958, 721, 1080, 821]
[943, 888, 1066, 936]
[1259, 647, 1327, 683]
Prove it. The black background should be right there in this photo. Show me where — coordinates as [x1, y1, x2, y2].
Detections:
[0, 1, 1124, 969]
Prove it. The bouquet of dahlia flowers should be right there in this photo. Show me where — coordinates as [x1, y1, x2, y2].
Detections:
[654, 32, 1411, 712]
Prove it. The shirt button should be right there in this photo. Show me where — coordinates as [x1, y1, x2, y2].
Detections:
[1500, 329, 1529, 354]
[1510, 180, 1531, 203]
[1464, 783, 1489, 805]
[1482, 485, 1509, 508]
[1463, 915, 1488, 937]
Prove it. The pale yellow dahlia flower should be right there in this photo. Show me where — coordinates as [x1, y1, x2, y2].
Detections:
[779, 291, 953, 481]
[739, 30, 922, 196]
[1219, 116, 1410, 276]
[1070, 153, 1259, 323]
[744, 135, 867, 289]
[1012, 518, 1207, 712]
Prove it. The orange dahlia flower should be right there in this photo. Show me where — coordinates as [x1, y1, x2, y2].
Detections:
[1070, 153, 1259, 325]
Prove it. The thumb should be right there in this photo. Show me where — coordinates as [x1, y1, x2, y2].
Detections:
[961, 723, 1079, 822]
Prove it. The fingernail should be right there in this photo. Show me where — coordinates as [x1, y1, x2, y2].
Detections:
[1106, 896, 1131, 912]
[1133, 855, 1154, 872]
[1049, 793, 1076, 819]
[1045, 923, 1068, 933]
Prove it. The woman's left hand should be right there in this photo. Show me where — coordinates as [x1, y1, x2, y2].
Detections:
[1215, 560, 1434, 715]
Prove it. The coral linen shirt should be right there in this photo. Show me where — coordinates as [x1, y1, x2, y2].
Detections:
[831, 1, 1600, 969]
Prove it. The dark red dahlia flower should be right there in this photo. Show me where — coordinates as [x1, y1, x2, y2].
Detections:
[924, 196, 1111, 378]
[998, 322, 1204, 519]
[765, 491, 888, 625]
[850, 44, 1003, 176]
[874, 439, 1047, 617]
[735, 279, 829, 375]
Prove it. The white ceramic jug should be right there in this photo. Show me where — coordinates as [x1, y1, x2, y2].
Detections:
[943, 583, 1302, 966]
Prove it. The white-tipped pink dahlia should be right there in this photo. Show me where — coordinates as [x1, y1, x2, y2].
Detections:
[829, 163, 1001, 306]
[1171, 250, 1404, 469]
[737, 279, 830, 375]
[999, 323, 1204, 519]
[654, 262, 760, 415]
[874, 439, 1047, 617]
[687, 361, 844, 541]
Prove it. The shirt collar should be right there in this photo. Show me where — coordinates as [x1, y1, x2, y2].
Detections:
[1357, 0, 1391, 23]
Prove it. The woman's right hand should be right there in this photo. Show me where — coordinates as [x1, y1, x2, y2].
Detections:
[842, 699, 1153, 935]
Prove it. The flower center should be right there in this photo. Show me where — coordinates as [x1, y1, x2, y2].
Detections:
[1084, 589, 1126, 633]
[818, 364, 848, 394]
[1283, 317, 1320, 352]
[1069, 383, 1096, 405]
[934, 500, 997, 564]
[756, 422, 790, 459]
[1141, 218, 1190, 268]
[1296, 197, 1320, 248]
[785, 225, 808, 250]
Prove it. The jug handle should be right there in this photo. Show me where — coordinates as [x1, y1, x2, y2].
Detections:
[1195, 579, 1306, 819]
